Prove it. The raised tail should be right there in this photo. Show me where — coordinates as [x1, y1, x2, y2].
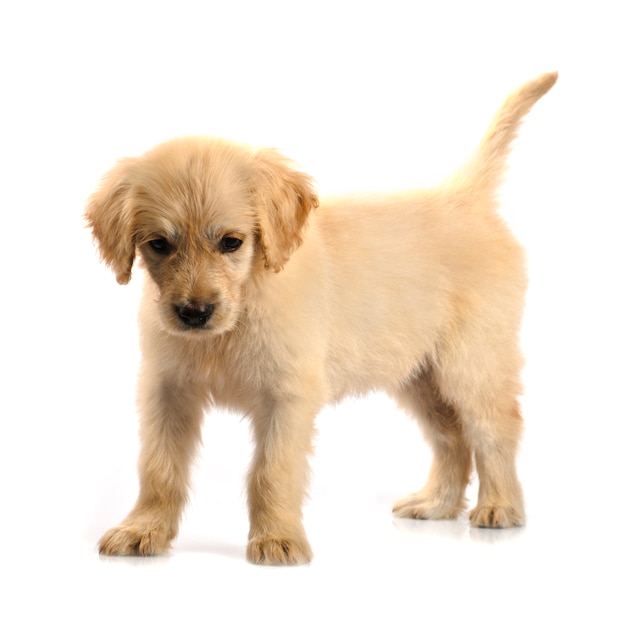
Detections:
[449, 72, 558, 200]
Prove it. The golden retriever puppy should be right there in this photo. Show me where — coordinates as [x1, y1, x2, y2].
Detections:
[87, 73, 557, 565]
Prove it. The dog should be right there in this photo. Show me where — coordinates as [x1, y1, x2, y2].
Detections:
[87, 72, 557, 565]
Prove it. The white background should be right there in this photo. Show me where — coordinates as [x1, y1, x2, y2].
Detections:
[1, 1, 624, 623]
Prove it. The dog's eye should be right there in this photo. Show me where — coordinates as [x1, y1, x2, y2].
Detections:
[220, 236, 243, 253]
[148, 238, 171, 255]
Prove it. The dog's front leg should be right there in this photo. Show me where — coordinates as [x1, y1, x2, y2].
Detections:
[246, 394, 318, 565]
[99, 373, 206, 556]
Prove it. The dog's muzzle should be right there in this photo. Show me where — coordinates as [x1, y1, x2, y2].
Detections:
[175, 303, 215, 329]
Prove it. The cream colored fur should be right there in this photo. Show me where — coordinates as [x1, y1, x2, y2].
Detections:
[86, 73, 557, 565]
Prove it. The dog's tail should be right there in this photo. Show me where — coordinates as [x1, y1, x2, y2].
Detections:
[448, 72, 557, 202]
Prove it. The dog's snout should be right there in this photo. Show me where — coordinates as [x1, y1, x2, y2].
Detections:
[176, 303, 215, 328]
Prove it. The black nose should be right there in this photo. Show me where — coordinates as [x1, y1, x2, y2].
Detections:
[176, 303, 215, 328]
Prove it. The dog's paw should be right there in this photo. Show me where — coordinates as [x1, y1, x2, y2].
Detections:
[99, 523, 171, 556]
[247, 535, 313, 566]
[392, 492, 462, 520]
[469, 504, 525, 528]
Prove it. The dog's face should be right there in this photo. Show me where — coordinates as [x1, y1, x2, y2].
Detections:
[86, 137, 318, 336]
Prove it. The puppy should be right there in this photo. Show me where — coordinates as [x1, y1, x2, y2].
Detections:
[87, 73, 557, 565]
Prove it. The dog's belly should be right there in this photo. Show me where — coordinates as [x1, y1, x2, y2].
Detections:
[326, 294, 441, 400]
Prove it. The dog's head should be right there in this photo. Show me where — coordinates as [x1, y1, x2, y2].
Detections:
[85, 137, 318, 335]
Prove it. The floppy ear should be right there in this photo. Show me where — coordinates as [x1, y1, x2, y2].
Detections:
[85, 159, 136, 284]
[251, 149, 318, 272]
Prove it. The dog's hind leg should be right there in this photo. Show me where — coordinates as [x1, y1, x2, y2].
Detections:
[437, 336, 526, 528]
[99, 372, 206, 556]
[392, 365, 472, 520]
[467, 402, 525, 528]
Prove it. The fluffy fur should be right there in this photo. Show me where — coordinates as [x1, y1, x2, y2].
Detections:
[87, 73, 557, 565]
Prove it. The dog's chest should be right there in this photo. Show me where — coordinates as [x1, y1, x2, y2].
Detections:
[189, 329, 283, 411]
